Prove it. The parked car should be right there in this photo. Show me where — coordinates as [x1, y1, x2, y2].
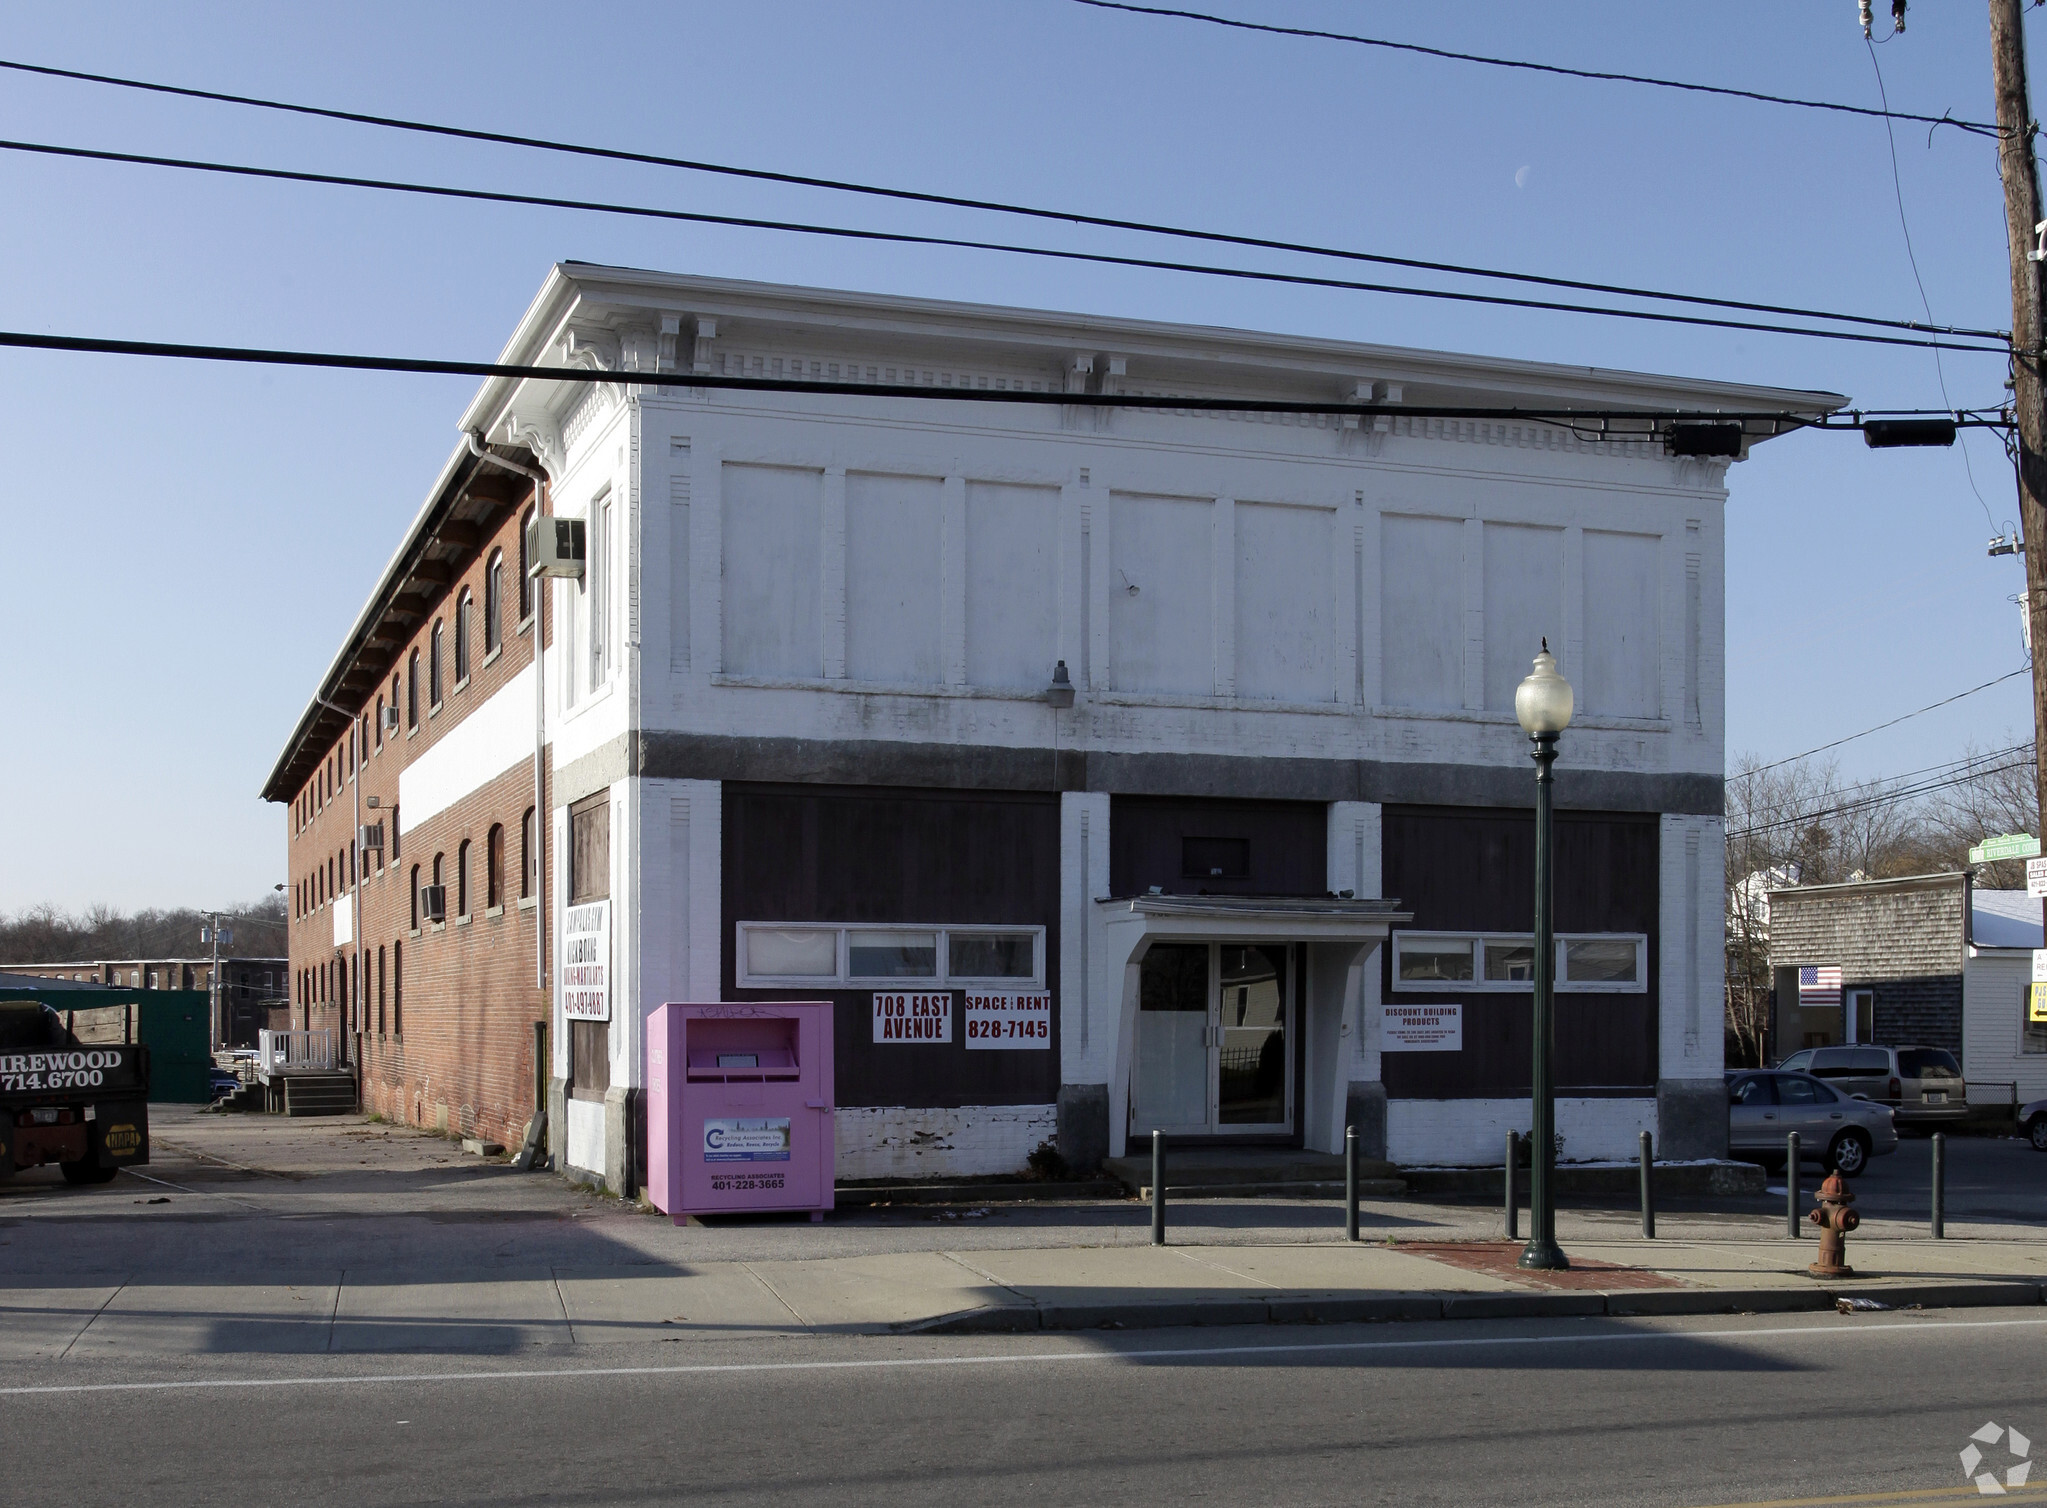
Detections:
[1774, 1044, 1967, 1127]
[1727, 1070, 1899, 1176]
[2021, 1098, 2047, 1152]
[208, 1066, 243, 1101]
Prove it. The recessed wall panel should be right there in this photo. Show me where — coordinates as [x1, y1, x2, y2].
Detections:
[1379, 513, 1463, 710]
[722, 463, 821, 678]
[845, 471, 943, 684]
[1582, 529, 1661, 718]
[1108, 492, 1212, 695]
[1235, 501, 1332, 702]
[1482, 521, 1563, 710]
[965, 481, 1059, 691]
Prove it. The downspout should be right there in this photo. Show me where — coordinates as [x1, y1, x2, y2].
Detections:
[466, 432, 551, 996]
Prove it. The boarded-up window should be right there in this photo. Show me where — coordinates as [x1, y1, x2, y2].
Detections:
[1379, 514, 1463, 710]
[569, 792, 611, 1097]
[845, 471, 942, 683]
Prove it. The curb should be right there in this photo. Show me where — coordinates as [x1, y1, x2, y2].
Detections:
[909, 1278, 2047, 1334]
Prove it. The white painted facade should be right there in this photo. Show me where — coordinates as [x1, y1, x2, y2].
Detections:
[426, 264, 1835, 1187]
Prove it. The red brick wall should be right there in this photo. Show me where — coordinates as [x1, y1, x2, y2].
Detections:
[286, 494, 553, 1146]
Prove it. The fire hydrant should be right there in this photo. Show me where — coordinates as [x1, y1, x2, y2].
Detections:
[1808, 1169, 1859, 1278]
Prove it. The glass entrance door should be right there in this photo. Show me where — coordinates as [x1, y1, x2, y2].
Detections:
[1131, 941, 1293, 1137]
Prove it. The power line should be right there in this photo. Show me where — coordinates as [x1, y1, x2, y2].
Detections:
[1071, 0, 2001, 137]
[1729, 747, 2035, 840]
[5, 137, 2013, 357]
[1741, 667, 2032, 775]
[0, 57, 2008, 344]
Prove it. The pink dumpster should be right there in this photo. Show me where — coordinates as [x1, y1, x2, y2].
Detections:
[645, 1001, 835, 1222]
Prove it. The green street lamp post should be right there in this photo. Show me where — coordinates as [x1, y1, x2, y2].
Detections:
[1514, 640, 1574, 1271]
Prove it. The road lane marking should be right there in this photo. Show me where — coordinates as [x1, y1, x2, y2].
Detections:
[0, 1310, 2044, 1398]
[1687, 1485, 2047, 1507]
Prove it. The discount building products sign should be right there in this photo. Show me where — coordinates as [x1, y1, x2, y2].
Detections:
[562, 901, 611, 1021]
[1383, 1003, 1462, 1051]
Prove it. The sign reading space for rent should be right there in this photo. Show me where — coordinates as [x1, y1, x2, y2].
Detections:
[562, 900, 611, 1021]
[1383, 1002, 1462, 1051]
[873, 992, 952, 1043]
[963, 992, 1051, 1049]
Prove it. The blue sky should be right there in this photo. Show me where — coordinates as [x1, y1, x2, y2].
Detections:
[0, 2, 2035, 911]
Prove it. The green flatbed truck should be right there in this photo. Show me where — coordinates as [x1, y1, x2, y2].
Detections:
[0, 999, 150, 1185]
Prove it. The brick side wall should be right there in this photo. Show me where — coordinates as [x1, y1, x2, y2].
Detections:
[1766, 879, 1965, 1056]
[286, 498, 551, 1147]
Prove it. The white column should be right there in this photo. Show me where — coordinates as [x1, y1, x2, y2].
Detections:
[941, 473, 967, 686]
[1211, 495, 1236, 697]
[1060, 790, 1113, 1088]
[691, 440, 723, 676]
[1461, 515, 1485, 710]
[822, 467, 848, 680]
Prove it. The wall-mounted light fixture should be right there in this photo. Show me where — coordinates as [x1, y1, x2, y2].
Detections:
[1046, 660, 1075, 708]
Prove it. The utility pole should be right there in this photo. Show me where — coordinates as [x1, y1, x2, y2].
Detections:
[1989, 0, 2047, 937]
[199, 908, 230, 1055]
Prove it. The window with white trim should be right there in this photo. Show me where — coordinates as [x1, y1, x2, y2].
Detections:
[737, 922, 1045, 989]
[1391, 931, 1647, 992]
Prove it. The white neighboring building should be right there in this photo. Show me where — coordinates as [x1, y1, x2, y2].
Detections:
[430, 263, 1835, 1189]
[1966, 889, 2047, 1104]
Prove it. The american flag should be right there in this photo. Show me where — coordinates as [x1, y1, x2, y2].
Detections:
[1799, 966, 1843, 1009]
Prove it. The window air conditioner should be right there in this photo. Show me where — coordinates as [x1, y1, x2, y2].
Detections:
[358, 823, 384, 852]
[419, 884, 447, 924]
[382, 705, 401, 733]
[525, 514, 586, 579]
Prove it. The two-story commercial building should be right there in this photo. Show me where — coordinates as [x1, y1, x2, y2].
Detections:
[267, 263, 1836, 1189]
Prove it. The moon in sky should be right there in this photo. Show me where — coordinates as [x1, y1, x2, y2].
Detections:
[1514, 164, 1532, 189]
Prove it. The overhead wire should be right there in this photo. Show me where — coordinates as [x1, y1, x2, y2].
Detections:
[0, 137, 2014, 356]
[0, 57, 2009, 344]
[1865, 36, 2001, 529]
[1742, 667, 2033, 774]
[1070, 0, 2002, 138]
[1728, 749, 2035, 840]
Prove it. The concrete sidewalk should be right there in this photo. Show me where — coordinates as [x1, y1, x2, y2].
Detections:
[6, 1233, 2045, 1358]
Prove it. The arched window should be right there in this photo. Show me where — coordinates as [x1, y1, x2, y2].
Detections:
[392, 939, 403, 1038]
[410, 864, 421, 930]
[377, 944, 387, 1035]
[518, 504, 536, 621]
[521, 806, 536, 899]
[486, 824, 504, 910]
[456, 839, 471, 918]
[374, 693, 384, 749]
[430, 619, 445, 706]
[407, 649, 420, 729]
[484, 549, 504, 655]
[454, 589, 471, 685]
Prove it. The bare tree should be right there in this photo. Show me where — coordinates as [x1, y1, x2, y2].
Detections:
[0, 895, 287, 965]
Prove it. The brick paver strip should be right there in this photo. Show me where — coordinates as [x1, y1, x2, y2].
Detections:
[1398, 1241, 1685, 1290]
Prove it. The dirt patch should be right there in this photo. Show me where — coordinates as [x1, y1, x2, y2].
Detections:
[1397, 1240, 1684, 1290]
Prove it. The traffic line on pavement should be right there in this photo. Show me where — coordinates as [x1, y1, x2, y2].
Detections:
[0, 1310, 2043, 1398]
[1685, 1484, 2047, 1506]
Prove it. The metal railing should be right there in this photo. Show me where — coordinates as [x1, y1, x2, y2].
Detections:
[257, 1028, 338, 1078]
[1965, 1080, 2019, 1107]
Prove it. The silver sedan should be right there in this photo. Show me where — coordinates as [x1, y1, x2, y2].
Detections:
[1727, 1070, 1899, 1176]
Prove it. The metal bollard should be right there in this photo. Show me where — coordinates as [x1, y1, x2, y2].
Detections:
[1639, 1129, 1656, 1239]
[1786, 1131, 1801, 1239]
[1150, 1130, 1166, 1246]
[1505, 1130, 1520, 1241]
[1931, 1132, 1946, 1240]
[1345, 1125, 1360, 1243]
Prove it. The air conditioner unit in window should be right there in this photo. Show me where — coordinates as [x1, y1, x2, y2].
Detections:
[382, 705, 401, 733]
[419, 884, 447, 924]
[358, 823, 384, 852]
[525, 514, 586, 579]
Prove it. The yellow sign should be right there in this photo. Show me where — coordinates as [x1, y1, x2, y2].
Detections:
[2029, 985, 2047, 1024]
[103, 1123, 140, 1156]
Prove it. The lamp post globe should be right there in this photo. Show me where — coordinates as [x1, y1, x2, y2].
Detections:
[1516, 639, 1572, 1272]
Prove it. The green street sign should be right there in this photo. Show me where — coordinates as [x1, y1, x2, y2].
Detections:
[1969, 833, 2042, 864]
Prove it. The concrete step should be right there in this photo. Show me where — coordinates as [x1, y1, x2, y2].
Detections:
[282, 1074, 357, 1117]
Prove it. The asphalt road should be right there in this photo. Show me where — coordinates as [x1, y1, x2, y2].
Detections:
[3, 1307, 2042, 1507]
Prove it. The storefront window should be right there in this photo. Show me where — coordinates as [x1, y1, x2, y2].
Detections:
[1398, 936, 1473, 983]
[1484, 940, 1535, 982]
[1563, 938, 1641, 986]
[848, 929, 938, 979]
[948, 931, 1036, 980]
[746, 928, 839, 978]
